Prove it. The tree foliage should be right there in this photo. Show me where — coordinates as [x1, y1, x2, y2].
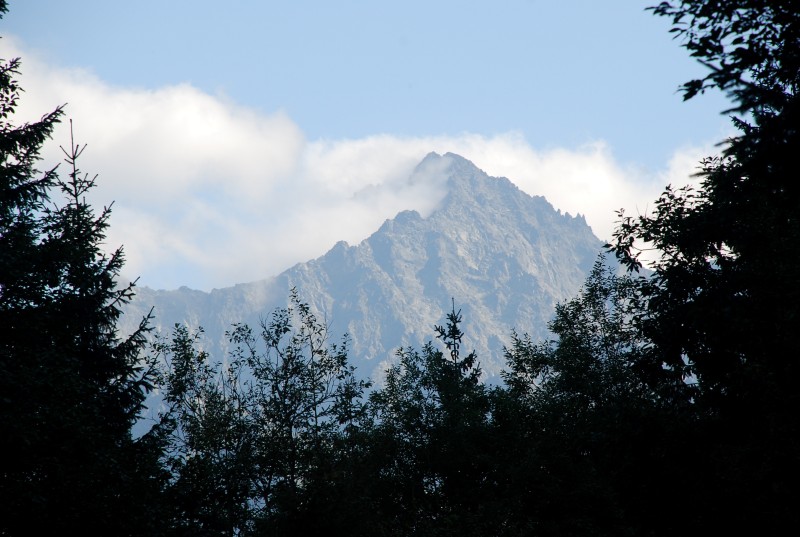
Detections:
[650, 0, 799, 114]
[0, 10, 164, 533]
[607, 1, 800, 532]
[365, 303, 493, 536]
[501, 259, 705, 536]
[155, 289, 370, 536]
[504, 259, 667, 407]
[614, 2, 800, 397]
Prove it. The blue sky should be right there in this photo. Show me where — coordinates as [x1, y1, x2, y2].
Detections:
[2, 1, 731, 290]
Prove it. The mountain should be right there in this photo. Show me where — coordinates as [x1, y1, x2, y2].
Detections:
[122, 152, 604, 380]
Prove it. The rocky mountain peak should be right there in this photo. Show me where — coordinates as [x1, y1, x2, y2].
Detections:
[123, 153, 604, 381]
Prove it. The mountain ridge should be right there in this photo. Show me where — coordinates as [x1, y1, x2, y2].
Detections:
[123, 152, 604, 380]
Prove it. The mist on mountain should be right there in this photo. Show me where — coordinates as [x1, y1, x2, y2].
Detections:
[123, 152, 604, 380]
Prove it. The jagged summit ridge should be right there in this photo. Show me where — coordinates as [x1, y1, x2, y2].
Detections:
[123, 153, 603, 380]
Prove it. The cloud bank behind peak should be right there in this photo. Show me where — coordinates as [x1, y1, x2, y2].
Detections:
[3, 37, 713, 291]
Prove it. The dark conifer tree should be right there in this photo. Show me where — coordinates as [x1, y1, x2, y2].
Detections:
[366, 303, 493, 536]
[0, 5, 165, 533]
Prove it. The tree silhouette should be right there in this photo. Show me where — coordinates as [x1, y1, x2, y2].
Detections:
[0, 7, 165, 533]
[607, 1, 800, 532]
[500, 258, 704, 535]
[366, 302, 492, 535]
[155, 289, 369, 536]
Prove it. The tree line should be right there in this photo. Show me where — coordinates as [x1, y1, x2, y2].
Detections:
[2, 1, 798, 535]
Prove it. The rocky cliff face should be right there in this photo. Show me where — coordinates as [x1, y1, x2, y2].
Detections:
[123, 152, 604, 380]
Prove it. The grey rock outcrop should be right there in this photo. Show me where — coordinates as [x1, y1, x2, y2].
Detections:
[123, 152, 604, 381]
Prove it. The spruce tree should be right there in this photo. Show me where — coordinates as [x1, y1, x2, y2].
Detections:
[0, 5, 164, 533]
[366, 304, 491, 536]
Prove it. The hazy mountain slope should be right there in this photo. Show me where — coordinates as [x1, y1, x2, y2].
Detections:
[124, 152, 604, 380]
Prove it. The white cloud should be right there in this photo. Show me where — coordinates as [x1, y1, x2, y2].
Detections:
[2, 37, 717, 291]
[458, 135, 714, 241]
